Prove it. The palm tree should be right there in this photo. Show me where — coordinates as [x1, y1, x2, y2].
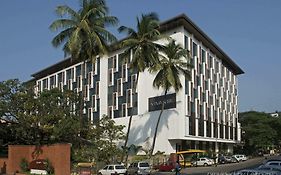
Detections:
[149, 40, 192, 157]
[118, 12, 164, 81]
[49, 0, 118, 62]
[50, 0, 118, 148]
[118, 12, 164, 161]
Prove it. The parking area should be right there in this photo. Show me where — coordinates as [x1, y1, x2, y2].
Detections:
[155, 156, 281, 175]
[181, 156, 280, 175]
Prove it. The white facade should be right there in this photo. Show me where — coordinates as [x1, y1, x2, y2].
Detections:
[32, 14, 243, 155]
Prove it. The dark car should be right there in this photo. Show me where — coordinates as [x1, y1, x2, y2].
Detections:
[218, 156, 237, 164]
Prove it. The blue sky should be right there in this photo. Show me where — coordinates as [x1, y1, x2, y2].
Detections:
[0, 0, 280, 112]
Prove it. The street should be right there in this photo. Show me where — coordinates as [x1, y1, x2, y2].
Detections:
[155, 156, 280, 175]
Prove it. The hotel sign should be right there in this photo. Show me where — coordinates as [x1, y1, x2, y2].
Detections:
[148, 93, 176, 112]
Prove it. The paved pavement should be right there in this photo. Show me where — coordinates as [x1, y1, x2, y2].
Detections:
[155, 155, 281, 175]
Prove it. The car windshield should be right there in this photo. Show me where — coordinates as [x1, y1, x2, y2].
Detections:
[139, 163, 149, 167]
[115, 165, 126, 169]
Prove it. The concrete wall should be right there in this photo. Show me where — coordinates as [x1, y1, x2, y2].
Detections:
[5, 144, 70, 175]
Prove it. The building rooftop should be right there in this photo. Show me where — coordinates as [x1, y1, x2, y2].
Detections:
[32, 14, 244, 80]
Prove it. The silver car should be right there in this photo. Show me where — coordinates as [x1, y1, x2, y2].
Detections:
[127, 162, 151, 175]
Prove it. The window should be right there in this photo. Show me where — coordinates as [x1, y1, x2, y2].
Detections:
[184, 36, 189, 50]
[84, 85, 89, 101]
[122, 64, 127, 82]
[108, 166, 114, 170]
[95, 81, 100, 98]
[62, 72, 65, 85]
[122, 103, 127, 117]
[112, 92, 117, 110]
[67, 79, 72, 90]
[50, 76, 56, 89]
[92, 95, 97, 112]
[113, 55, 117, 71]
[108, 69, 113, 86]
[126, 89, 132, 108]
[193, 42, 198, 57]
[58, 82, 63, 91]
[37, 81, 42, 92]
[77, 76, 82, 91]
[131, 74, 137, 93]
[117, 79, 123, 96]
[88, 72, 93, 87]
[93, 62, 97, 75]
[88, 108, 93, 122]
[108, 106, 113, 118]
[202, 49, 206, 63]
[71, 68, 74, 80]
[42, 79, 48, 90]
[82, 62, 87, 78]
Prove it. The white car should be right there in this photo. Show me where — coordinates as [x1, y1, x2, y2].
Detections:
[232, 154, 248, 162]
[192, 157, 214, 166]
[98, 164, 127, 175]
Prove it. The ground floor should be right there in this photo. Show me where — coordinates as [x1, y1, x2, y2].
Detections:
[174, 140, 234, 155]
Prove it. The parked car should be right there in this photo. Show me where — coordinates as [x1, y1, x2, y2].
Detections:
[156, 161, 175, 172]
[232, 154, 248, 162]
[218, 156, 236, 164]
[264, 160, 281, 166]
[235, 169, 281, 175]
[258, 165, 281, 172]
[127, 162, 151, 175]
[98, 164, 127, 175]
[191, 157, 214, 166]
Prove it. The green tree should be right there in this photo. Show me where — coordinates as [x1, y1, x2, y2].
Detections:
[118, 12, 164, 160]
[239, 111, 280, 154]
[50, 0, 118, 62]
[149, 40, 192, 157]
[0, 79, 82, 147]
[74, 115, 125, 164]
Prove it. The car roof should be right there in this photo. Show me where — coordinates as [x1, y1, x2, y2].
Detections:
[259, 165, 281, 169]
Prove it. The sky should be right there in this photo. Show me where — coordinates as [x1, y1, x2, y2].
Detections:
[0, 0, 280, 113]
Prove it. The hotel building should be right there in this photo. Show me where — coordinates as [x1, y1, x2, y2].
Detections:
[31, 14, 244, 154]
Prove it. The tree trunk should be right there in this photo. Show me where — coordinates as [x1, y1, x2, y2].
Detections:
[149, 89, 168, 158]
[122, 71, 139, 164]
[121, 114, 133, 164]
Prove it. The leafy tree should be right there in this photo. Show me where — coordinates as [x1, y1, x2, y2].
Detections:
[118, 12, 164, 159]
[73, 115, 125, 164]
[0, 79, 82, 147]
[50, 0, 118, 62]
[239, 111, 281, 154]
[149, 40, 192, 157]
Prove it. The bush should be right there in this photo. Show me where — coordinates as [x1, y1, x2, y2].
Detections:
[20, 158, 29, 173]
[45, 159, 54, 174]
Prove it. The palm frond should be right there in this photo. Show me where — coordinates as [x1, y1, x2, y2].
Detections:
[49, 19, 77, 32]
[51, 28, 75, 48]
[55, 5, 80, 20]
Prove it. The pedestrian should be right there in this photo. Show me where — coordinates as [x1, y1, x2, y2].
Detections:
[175, 160, 181, 175]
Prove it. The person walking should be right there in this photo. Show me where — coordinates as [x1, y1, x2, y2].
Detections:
[175, 161, 181, 175]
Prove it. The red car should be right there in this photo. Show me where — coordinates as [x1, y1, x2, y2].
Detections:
[157, 162, 175, 172]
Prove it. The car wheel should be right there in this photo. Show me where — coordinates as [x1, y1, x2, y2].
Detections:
[98, 173, 102, 175]
[204, 163, 208, 167]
